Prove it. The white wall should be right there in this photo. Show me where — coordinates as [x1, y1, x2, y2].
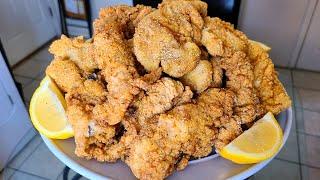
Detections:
[90, 0, 133, 26]
[296, 1, 320, 71]
[238, 0, 316, 68]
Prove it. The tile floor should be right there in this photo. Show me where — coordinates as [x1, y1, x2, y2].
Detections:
[1, 44, 320, 180]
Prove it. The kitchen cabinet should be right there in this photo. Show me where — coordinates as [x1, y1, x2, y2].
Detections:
[296, 1, 320, 71]
[238, 0, 317, 68]
[0, 51, 34, 170]
[0, 0, 59, 66]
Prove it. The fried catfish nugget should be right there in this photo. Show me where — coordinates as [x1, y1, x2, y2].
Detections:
[134, 15, 201, 77]
[248, 42, 291, 115]
[46, 57, 84, 92]
[132, 68, 163, 90]
[66, 96, 137, 162]
[180, 60, 213, 93]
[93, 14, 141, 125]
[197, 89, 242, 152]
[220, 52, 260, 123]
[197, 88, 234, 127]
[65, 103, 118, 162]
[214, 116, 243, 152]
[49, 35, 97, 72]
[210, 56, 223, 88]
[127, 88, 236, 179]
[126, 134, 181, 180]
[201, 17, 248, 57]
[158, 103, 218, 157]
[127, 104, 217, 180]
[99, 4, 154, 38]
[46, 57, 127, 162]
[91, 5, 155, 126]
[157, 0, 207, 44]
[133, 0, 207, 77]
[130, 77, 193, 129]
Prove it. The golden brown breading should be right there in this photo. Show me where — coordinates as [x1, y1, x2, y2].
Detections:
[161, 0, 208, 19]
[214, 116, 243, 152]
[49, 35, 97, 72]
[46, 57, 84, 92]
[93, 16, 140, 125]
[68, 80, 107, 105]
[180, 60, 213, 93]
[133, 0, 207, 77]
[176, 155, 190, 171]
[220, 52, 254, 106]
[248, 42, 292, 115]
[134, 13, 201, 77]
[197, 88, 234, 127]
[159, 103, 218, 157]
[66, 103, 119, 162]
[126, 88, 237, 179]
[219, 52, 259, 123]
[67, 103, 137, 162]
[46, 57, 107, 104]
[132, 68, 163, 90]
[157, 0, 207, 44]
[126, 135, 181, 180]
[210, 56, 223, 88]
[99, 5, 154, 38]
[127, 103, 217, 180]
[172, 86, 194, 106]
[130, 77, 193, 128]
[201, 17, 248, 57]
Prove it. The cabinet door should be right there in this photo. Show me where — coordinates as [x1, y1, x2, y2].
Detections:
[296, 2, 320, 71]
[0, 81, 13, 124]
[0, 0, 57, 66]
[0, 52, 32, 170]
[238, 0, 311, 67]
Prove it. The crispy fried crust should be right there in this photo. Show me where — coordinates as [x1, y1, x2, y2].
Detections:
[201, 17, 249, 57]
[180, 60, 213, 93]
[248, 42, 292, 115]
[46, 57, 84, 92]
[133, 0, 207, 77]
[219, 52, 259, 123]
[49, 35, 97, 72]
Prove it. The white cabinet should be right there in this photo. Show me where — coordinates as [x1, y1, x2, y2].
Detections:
[0, 0, 58, 66]
[0, 81, 13, 122]
[238, 0, 316, 67]
[296, 1, 320, 71]
[0, 52, 34, 170]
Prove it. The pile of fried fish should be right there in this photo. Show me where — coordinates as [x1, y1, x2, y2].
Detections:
[46, 0, 291, 179]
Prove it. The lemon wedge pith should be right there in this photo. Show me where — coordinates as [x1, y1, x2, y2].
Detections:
[249, 40, 271, 52]
[29, 76, 73, 139]
[220, 112, 283, 164]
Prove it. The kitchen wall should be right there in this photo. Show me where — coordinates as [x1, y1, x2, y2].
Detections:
[238, 0, 318, 68]
[296, 1, 320, 71]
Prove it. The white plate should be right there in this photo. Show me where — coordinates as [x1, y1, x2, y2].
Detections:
[42, 107, 292, 180]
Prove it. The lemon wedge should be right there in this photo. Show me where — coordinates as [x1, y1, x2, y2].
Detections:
[29, 76, 74, 139]
[249, 40, 271, 52]
[220, 112, 283, 164]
